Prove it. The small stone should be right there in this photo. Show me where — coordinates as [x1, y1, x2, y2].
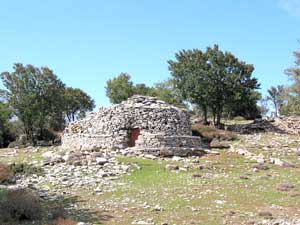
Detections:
[252, 163, 269, 171]
[94, 187, 101, 193]
[165, 164, 179, 171]
[215, 200, 226, 205]
[192, 174, 202, 178]
[153, 204, 162, 211]
[172, 156, 182, 161]
[258, 211, 273, 219]
[240, 175, 249, 180]
[281, 161, 295, 168]
[96, 157, 108, 165]
[276, 183, 294, 191]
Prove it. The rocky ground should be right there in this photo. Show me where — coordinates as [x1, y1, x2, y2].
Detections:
[1, 130, 300, 225]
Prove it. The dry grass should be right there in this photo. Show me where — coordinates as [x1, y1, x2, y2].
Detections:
[0, 188, 43, 223]
[0, 163, 14, 184]
[51, 217, 78, 225]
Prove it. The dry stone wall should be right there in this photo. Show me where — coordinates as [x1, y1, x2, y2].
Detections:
[62, 95, 203, 155]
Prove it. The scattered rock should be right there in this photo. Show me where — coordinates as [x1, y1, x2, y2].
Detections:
[210, 139, 230, 149]
[276, 183, 294, 192]
[281, 161, 295, 168]
[153, 204, 162, 212]
[290, 193, 300, 197]
[132, 218, 154, 225]
[270, 158, 284, 166]
[165, 164, 179, 171]
[240, 175, 249, 180]
[258, 211, 273, 219]
[252, 163, 269, 171]
[96, 157, 108, 165]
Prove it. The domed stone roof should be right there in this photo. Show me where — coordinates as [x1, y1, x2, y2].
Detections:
[62, 95, 204, 156]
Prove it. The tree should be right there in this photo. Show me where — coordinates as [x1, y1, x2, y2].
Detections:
[280, 47, 300, 116]
[168, 45, 260, 127]
[105, 73, 135, 104]
[225, 90, 261, 119]
[64, 87, 95, 122]
[0, 101, 13, 147]
[1, 63, 65, 144]
[106, 74, 187, 107]
[168, 49, 210, 123]
[133, 83, 155, 96]
[153, 79, 186, 108]
[267, 85, 285, 117]
[258, 97, 269, 117]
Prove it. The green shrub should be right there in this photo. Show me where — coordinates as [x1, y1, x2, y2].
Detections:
[9, 163, 44, 176]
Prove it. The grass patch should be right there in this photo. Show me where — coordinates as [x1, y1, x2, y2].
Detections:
[9, 162, 44, 176]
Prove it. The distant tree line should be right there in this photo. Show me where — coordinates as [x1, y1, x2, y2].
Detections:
[0, 63, 95, 147]
[105, 73, 186, 108]
[2, 44, 299, 147]
[106, 45, 261, 127]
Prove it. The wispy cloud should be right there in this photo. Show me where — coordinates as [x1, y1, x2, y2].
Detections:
[278, 0, 300, 16]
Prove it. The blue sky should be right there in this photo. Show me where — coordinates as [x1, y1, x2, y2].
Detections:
[1, 0, 300, 108]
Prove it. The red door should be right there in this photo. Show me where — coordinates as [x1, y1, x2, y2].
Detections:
[129, 128, 140, 147]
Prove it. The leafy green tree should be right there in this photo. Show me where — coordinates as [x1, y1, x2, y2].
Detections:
[168, 45, 259, 126]
[133, 83, 155, 96]
[258, 97, 269, 117]
[105, 73, 135, 104]
[225, 90, 261, 119]
[1, 63, 65, 144]
[64, 87, 95, 122]
[0, 101, 13, 147]
[106, 74, 186, 107]
[267, 85, 285, 117]
[168, 49, 210, 123]
[153, 79, 186, 108]
[280, 48, 300, 116]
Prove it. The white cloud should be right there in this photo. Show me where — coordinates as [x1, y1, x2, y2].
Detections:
[278, 0, 300, 16]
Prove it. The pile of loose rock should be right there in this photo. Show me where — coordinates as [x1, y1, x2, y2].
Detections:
[228, 116, 300, 135]
[271, 116, 300, 134]
[12, 149, 133, 200]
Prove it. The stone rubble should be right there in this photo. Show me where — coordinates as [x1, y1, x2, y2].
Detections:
[228, 116, 300, 135]
[13, 150, 133, 203]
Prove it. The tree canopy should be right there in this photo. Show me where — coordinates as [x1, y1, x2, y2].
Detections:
[168, 45, 260, 126]
[105, 73, 186, 107]
[279, 49, 300, 116]
[267, 85, 285, 117]
[63, 87, 95, 122]
[0, 63, 95, 144]
[0, 101, 13, 147]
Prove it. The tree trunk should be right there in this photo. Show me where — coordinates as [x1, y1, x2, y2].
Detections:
[216, 112, 221, 128]
[216, 105, 223, 128]
[202, 105, 208, 125]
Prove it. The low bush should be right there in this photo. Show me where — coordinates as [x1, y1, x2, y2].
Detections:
[9, 163, 44, 176]
[0, 163, 15, 184]
[0, 188, 43, 223]
[192, 124, 237, 142]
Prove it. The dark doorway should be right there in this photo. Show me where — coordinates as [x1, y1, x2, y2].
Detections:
[129, 128, 140, 147]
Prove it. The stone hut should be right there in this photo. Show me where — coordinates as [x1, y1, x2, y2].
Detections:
[62, 95, 204, 156]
